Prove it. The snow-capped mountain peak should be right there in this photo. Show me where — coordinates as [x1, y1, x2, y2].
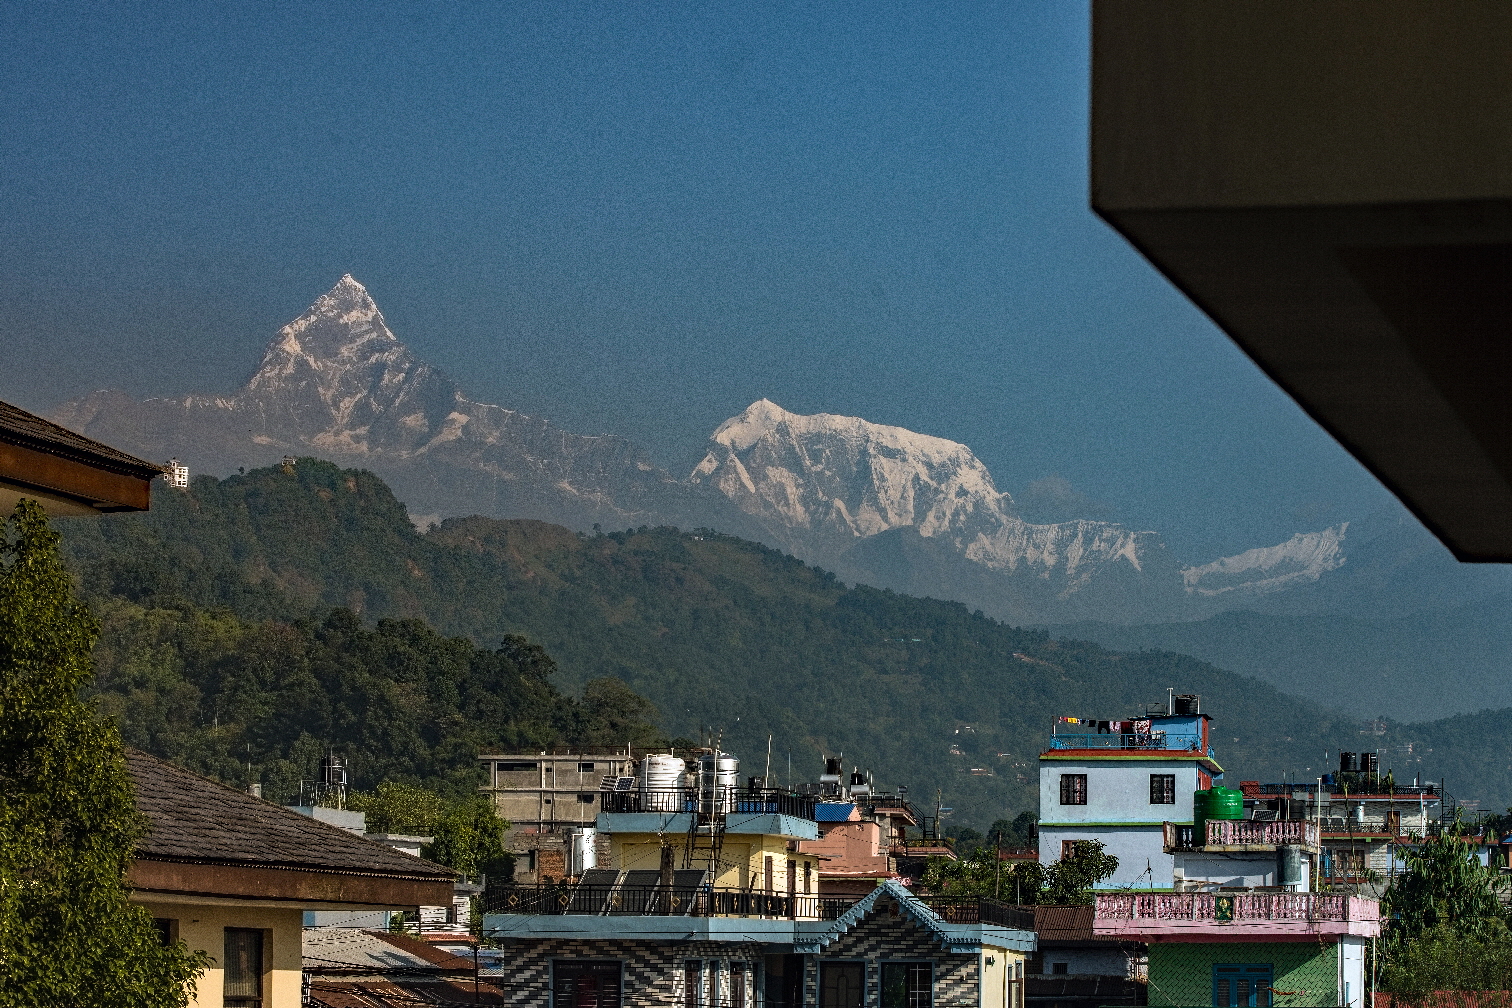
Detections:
[693, 399, 1008, 538]
[692, 401, 1163, 611]
[1181, 523, 1349, 597]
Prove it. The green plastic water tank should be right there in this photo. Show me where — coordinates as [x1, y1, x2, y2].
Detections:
[1208, 786, 1244, 820]
[1192, 788, 1212, 838]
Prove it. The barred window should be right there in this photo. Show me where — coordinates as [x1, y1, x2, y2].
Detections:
[1149, 774, 1176, 804]
[881, 962, 933, 1008]
[1059, 773, 1088, 805]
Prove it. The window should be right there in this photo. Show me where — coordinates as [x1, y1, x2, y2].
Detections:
[151, 918, 177, 946]
[684, 961, 702, 1008]
[1051, 963, 1068, 975]
[498, 761, 537, 771]
[821, 962, 866, 1008]
[1025, 953, 1043, 975]
[578, 793, 596, 803]
[1213, 964, 1273, 1008]
[881, 962, 932, 1008]
[579, 762, 597, 772]
[803, 861, 813, 894]
[1059, 773, 1087, 805]
[1150, 774, 1176, 804]
[555, 960, 623, 1008]
[223, 928, 265, 1008]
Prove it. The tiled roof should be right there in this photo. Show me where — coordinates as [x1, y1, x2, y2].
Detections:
[0, 398, 164, 477]
[126, 749, 456, 881]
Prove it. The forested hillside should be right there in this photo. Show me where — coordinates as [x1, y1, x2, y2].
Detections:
[88, 596, 663, 803]
[61, 460, 1510, 825]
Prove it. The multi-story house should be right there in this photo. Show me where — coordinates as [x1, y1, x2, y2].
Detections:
[478, 749, 638, 883]
[1034, 696, 1380, 1008]
[1037, 698, 1226, 890]
[483, 747, 1036, 1008]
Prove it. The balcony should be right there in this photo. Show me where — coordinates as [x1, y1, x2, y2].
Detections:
[484, 885, 1034, 930]
[484, 883, 854, 920]
[1165, 820, 1320, 851]
[1092, 892, 1380, 939]
[600, 787, 816, 821]
[1046, 733, 1202, 751]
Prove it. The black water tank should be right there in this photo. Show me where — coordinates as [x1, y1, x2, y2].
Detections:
[824, 757, 843, 777]
[1339, 752, 1360, 772]
[1173, 694, 1201, 716]
[1362, 753, 1379, 774]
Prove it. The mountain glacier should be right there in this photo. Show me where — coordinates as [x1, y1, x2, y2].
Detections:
[53, 275, 1354, 624]
[690, 399, 1162, 608]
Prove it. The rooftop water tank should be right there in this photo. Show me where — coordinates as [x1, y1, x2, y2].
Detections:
[697, 752, 739, 815]
[639, 754, 686, 812]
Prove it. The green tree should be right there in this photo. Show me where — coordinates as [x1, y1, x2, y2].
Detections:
[349, 781, 510, 875]
[1383, 833, 1509, 946]
[921, 839, 1116, 906]
[1038, 840, 1120, 906]
[1380, 923, 1512, 1004]
[0, 500, 208, 1006]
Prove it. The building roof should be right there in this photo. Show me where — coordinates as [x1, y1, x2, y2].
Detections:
[0, 399, 164, 479]
[815, 802, 857, 822]
[307, 978, 506, 1007]
[303, 928, 476, 973]
[126, 749, 456, 881]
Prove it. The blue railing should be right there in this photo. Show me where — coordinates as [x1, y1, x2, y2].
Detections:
[1047, 733, 1202, 751]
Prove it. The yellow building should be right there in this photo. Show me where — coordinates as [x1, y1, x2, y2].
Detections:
[127, 750, 456, 1008]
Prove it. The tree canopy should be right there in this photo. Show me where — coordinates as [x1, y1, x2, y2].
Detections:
[0, 501, 208, 1007]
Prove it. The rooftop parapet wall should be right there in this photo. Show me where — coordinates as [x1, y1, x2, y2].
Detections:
[1093, 893, 1380, 941]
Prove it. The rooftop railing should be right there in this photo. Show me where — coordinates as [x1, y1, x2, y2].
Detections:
[916, 897, 1037, 930]
[483, 884, 854, 920]
[1251, 783, 1441, 797]
[1096, 892, 1353, 922]
[1165, 820, 1321, 850]
[1046, 733, 1203, 751]
[600, 787, 816, 822]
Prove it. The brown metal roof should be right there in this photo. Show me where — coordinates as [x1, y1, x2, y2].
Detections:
[126, 749, 457, 882]
[0, 398, 165, 479]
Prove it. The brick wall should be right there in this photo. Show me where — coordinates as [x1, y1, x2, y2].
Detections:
[820, 901, 982, 1008]
[492, 896, 993, 1008]
[493, 938, 765, 1008]
[1147, 941, 1339, 1007]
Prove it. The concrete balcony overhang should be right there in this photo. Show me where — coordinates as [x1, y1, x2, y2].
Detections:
[596, 812, 819, 841]
[1040, 750, 1224, 775]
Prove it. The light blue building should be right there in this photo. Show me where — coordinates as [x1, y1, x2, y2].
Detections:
[1036, 710, 1221, 890]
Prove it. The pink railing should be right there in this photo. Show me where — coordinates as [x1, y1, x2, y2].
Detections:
[1206, 820, 1319, 846]
[1096, 893, 1349, 922]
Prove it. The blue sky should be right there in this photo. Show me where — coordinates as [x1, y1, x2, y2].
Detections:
[0, 0, 1404, 561]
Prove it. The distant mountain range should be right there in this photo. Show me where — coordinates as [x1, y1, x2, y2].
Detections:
[53, 275, 1512, 628]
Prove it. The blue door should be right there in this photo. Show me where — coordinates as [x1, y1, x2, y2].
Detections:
[1213, 964, 1273, 1007]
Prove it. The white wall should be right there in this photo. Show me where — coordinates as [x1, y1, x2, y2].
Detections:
[1175, 852, 1277, 889]
[1037, 825, 1172, 889]
[1037, 948, 1132, 976]
[1038, 760, 1201, 825]
[1339, 935, 1367, 1008]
